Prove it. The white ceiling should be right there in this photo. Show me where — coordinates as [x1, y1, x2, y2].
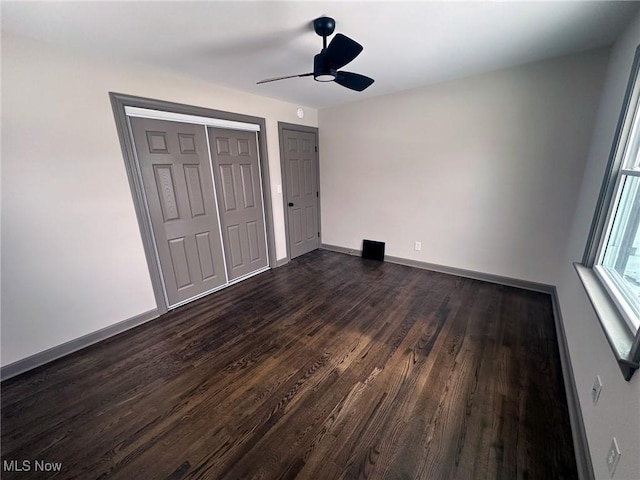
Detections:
[2, 1, 638, 109]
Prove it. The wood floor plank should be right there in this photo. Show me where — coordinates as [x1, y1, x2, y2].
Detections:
[1, 250, 578, 479]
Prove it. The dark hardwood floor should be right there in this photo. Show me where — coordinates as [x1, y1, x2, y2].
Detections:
[1, 250, 577, 479]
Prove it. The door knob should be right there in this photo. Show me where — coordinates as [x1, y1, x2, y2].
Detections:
[288, 202, 294, 207]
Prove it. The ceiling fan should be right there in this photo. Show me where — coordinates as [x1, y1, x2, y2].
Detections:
[257, 17, 374, 92]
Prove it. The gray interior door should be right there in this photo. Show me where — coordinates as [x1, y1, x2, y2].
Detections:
[209, 128, 268, 280]
[282, 128, 320, 259]
[130, 117, 227, 307]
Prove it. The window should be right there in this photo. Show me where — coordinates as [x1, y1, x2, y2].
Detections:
[595, 108, 640, 333]
[578, 46, 640, 381]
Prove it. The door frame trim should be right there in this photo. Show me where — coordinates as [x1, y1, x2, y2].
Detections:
[277, 122, 321, 262]
[110, 92, 278, 314]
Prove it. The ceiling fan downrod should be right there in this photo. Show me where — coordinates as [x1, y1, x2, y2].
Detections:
[313, 16, 336, 50]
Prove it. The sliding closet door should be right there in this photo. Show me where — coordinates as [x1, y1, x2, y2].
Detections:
[130, 118, 227, 307]
[209, 128, 268, 280]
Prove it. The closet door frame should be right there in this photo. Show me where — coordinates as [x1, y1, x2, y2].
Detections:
[109, 92, 277, 314]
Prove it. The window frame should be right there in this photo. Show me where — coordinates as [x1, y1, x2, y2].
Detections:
[578, 45, 640, 382]
[594, 151, 640, 333]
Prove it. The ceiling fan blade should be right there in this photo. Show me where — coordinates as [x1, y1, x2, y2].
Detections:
[334, 71, 374, 92]
[325, 33, 363, 69]
[257, 73, 313, 84]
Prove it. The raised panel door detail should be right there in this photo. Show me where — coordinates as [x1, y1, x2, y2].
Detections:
[283, 129, 320, 259]
[146, 131, 169, 153]
[216, 137, 230, 155]
[131, 117, 227, 307]
[240, 164, 255, 208]
[153, 165, 180, 222]
[237, 139, 251, 156]
[195, 232, 216, 280]
[178, 134, 197, 154]
[209, 127, 268, 280]
[289, 160, 300, 198]
[303, 159, 314, 196]
[184, 165, 206, 218]
[292, 208, 303, 244]
[227, 225, 243, 268]
[219, 164, 237, 212]
[247, 221, 260, 261]
[305, 206, 315, 241]
[168, 237, 193, 290]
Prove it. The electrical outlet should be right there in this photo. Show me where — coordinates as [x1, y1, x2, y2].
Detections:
[592, 375, 602, 405]
[414, 241, 421, 251]
[276, 184, 282, 194]
[606, 437, 621, 476]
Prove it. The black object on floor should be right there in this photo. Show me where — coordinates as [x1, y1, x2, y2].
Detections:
[362, 239, 385, 261]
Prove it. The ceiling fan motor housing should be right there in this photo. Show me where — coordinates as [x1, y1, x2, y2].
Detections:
[313, 53, 336, 82]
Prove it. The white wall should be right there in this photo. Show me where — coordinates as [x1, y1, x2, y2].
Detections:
[1, 32, 318, 367]
[319, 50, 609, 285]
[555, 14, 640, 480]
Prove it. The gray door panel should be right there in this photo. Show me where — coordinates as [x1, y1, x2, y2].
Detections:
[130, 118, 227, 306]
[209, 128, 268, 280]
[283, 129, 320, 259]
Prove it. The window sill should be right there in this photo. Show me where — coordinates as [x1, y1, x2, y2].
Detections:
[574, 262, 640, 381]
